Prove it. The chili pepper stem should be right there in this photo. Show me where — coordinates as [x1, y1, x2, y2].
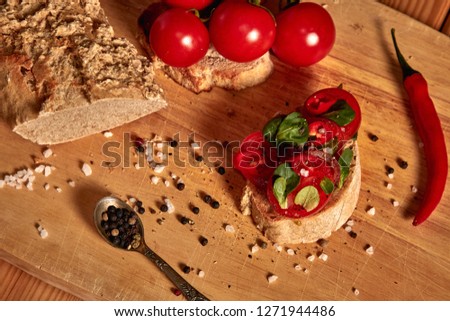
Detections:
[391, 29, 418, 80]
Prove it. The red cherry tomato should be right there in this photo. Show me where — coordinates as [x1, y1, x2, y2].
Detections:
[150, 8, 209, 67]
[272, 2, 335, 67]
[307, 117, 343, 146]
[162, 0, 214, 10]
[303, 88, 362, 140]
[233, 132, 277, 189]
[209, 1, 276, 62]
[267, 150, 340, 218]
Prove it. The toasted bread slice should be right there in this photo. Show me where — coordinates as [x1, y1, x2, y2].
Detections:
[137, 4, 274, 93]
[240, 144, 361, 244]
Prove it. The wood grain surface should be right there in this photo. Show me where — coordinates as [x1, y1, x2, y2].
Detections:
[1, 0, 450, 301]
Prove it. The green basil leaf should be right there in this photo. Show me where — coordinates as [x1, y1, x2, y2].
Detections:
[338, 148, 354, 188]
[323, 100, 355, 126]
[273, 163, 300, 197]
[294, 186, 320, 212]
[320, 177, 335, 195]
[273, 177, 288, 209]
[263, 115, 284, 144]
[276, 112, 309, 147]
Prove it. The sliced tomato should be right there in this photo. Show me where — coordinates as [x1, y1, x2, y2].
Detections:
[233, 132, 278, 189]
[307, 117, 342, 146]
[302, 88, 362, 140]
[267, 150, 340, 218]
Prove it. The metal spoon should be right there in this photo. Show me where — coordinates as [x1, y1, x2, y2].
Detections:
[93, 196, 209, 301]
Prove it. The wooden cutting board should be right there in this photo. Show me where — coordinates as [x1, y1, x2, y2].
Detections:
[1, 0, 449, 301]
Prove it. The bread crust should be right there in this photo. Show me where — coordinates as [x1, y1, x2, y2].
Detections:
[137, 4, 274, 93]
[0, 0, 166, 145]
[240, 144, 361, 244]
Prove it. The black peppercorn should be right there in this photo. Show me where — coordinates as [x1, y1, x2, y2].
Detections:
[182, 265, 191, 274]
[192, 206, 200, 214]
[195, 155, 203, 162]
[200, 236, 208, 246]
[137, 207, 145, 214]
[136, 200, 143, 207]
[399, 160, 408, 169]
[160, 204, 169, 212]
[176, 182, 185, 191]
[211, 201, 220, 209]
[169, 140, 178, 148]
[369, 133, 379, 142]
[203, 195, 211, 204]
[217, 166, 226, 175]
[180, 216, 190, 225]
[136, 145, 145, 153]
[349, 231, 358, 239]
[387, 166, 395, 174]
[107, 205, 116, 214]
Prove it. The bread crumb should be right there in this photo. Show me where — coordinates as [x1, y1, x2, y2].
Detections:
[307, 254, 315, 262]
[267, 274, 278, 283]
[319, 253, 329, 262]
[198, 270, 205, 278]
[286, 248, 295, 256]
[365, 245, 374, 255]
[42, 148, 53, 158]
[366, 207, 376, 216]
[225, 224, 235, 233]
[392, 200, 400, 207]
[251, 244, 259, 254]
[103, 131, 113, 138]
[81, 163, 92, 176]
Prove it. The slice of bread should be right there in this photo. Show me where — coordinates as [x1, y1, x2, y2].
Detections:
[240, 144, 361, 244]
[137, 3, 274, 93]
[0, 0, 167, 145]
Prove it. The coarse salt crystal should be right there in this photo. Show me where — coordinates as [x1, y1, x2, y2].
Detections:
[164, 179, 170, 187]
[129, 197, 137, 204]
[319, 253, 329, 262]
[150, 176, 160, 185]
[388, 173, 394, 179]
[156, 142, 164, 149]
[81, 163, 92, 176]
[273, 243, 283, 252]
[103, 131, 113, 138]
[164, 197, 175, 213]
[0, 180, 4, 188]
[386, 183, 393, 189]
[353, 288, 360, 296]
[154, 164, 165, 174]
[170, 172, 177, 180]
[134, 163, 142, 170]
[198, 270, 205, 278]
[365, 245, 374, 255]
[267, 275, 278, 283]
[286, 249, 295, 256]
[68, 180, 76, 187]
[303, 268, 309, 274]
[44, 183, 50, 190]
[26, 182, 33, 191]
[37, 225, 48, 239]
[346, 219, 354, 226]
[294, 264, 302, 271]
[392, 200, 400, 207]
[307, 255, 315, 262]
[42, 148, 53, 158]
[191, 142, 200, 149]
[300, 168, 309, 177]
[55, 187, 62, 193]
[366, 207, 376, 216]
[34, 164, 45, 173]
[44, 165, 52, 177]
[411, 185, 418, 193]
[344, 225, 352, 232]
[251, 244, 259, 254]
[225, 224, 235, 233]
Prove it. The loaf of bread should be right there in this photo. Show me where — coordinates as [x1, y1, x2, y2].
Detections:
[240, 144, 361, 244]
[0, 0, 167, 145]
[137, 2, 274, 94]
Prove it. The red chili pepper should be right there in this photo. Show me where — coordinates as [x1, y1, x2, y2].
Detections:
[391, 29, 448, 226]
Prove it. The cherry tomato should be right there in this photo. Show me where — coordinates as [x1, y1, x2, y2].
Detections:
[303, 88, 362, 140]
[209, 1, 276, 62]
[307, 117, 342, 146]
[163, 0, 214, 10]
[233, 132, 278, 189]
[150, 8, 209, 67]
[272, 2, 336, 67]
[267, 150, 340, 218]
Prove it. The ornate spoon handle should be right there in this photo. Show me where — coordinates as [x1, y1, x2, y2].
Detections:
[140, 244, 209, 301]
